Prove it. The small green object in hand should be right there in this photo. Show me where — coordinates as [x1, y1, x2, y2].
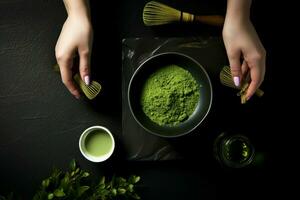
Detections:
[220, 66, 264, 104]
[53, 64, 101, 100]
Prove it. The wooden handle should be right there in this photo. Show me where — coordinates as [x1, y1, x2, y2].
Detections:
[73, 73, 81, 85]
[53, 64, 60, 72]
[255, 88, 264, 97]
[194, 15, 224, 26]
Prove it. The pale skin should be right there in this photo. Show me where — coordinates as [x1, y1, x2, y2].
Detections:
[55, 0, 93, 99]
[223, 0, 266, 100]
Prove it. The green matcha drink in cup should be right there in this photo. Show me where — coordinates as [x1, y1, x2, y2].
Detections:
[79, 126, 115, 162]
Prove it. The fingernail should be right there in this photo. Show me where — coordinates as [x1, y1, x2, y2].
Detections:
[246, 96, 251, 101]
[233, 76, 240, 87]
[84, 75, 90, 85]
[75, 95, 80, 100]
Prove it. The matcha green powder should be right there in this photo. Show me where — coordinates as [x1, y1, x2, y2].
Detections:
[140, 65, 200, 126]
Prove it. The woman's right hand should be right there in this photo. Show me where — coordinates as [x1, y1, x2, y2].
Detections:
[223, 0, 266, 100]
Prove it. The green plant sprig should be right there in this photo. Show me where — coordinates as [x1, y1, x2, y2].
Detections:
[32, 159, 141, 200]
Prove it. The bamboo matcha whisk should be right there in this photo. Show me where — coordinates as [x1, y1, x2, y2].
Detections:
[53, 64, 101, 100]
[143, 1, 224, 26]
[220, 66, 264, 104]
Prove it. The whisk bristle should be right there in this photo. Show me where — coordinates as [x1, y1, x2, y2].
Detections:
[220, 66, 238, 89]
[54, 64, 101, 100]
[143, 1, 181, 26]
[220, 66, 264, 104]
[74, 74, 101, 100]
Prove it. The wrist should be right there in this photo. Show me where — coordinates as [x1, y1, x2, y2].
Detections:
[64, 0, 91, 19]
[225, 13, 250, 26]
[225, 0, 251, 24]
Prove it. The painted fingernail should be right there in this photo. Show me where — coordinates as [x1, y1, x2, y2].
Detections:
[233, 76, 240, 87]
[84, 75, 90, 85]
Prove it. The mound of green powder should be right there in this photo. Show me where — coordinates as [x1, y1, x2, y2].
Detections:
[140, 65, 200, 126]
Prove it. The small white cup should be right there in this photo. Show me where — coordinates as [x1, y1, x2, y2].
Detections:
[79, 126, 115, 162]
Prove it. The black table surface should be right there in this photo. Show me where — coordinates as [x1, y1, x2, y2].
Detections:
[0, 0, 295, 199]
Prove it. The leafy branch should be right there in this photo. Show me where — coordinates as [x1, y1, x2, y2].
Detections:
[0, 160, 141, 200]
[33, 159, 141, 200]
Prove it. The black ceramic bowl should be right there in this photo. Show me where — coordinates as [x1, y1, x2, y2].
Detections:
[128, 52, 212, 138]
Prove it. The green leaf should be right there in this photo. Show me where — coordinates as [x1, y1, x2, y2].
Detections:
[60, 176, 70, 189]
[128, 184, 134, 192]
[95, 182, 105, 190]
[131, 193, 141, 200]
[47, 193, 54, 200]
[118, 188, 126, 194]
[118, 177, 126, 183]
[100, 176, 105, 185]
[69, 159, 76, 171]
[63, 175, 70, 184]
[82, 172, 90, 177]
[111, 189, 117, 196]
[111, 175, 116, 186]
[42, 179, 50, 188]
[54, 189, 65, 197]
[78, 186, 90, 197]
[50, 168, 62, 185]
[134, 176, 140, 183]
[130, 175, 141, 184]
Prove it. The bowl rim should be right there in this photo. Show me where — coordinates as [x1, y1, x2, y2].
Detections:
[79, 125, 115, 162]
[127, 51, 213, 138]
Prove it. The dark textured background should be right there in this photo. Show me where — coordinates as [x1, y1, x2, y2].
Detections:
[0, 0, 294, 199]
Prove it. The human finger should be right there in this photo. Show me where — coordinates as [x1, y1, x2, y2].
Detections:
[57, 56, 80, 99]
[246, 63, 264, 100]
[228, 50, 242, 87]
[79, 48, 91, 85]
